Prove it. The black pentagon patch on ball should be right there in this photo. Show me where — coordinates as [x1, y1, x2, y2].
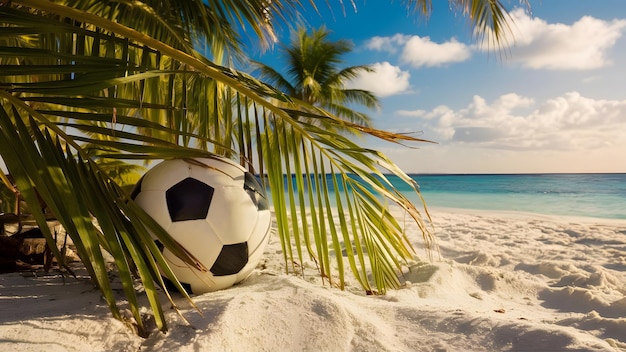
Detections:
[210, 242, 249, 276]
[154, 239, 165, 253]
[166, 177, 214, 222]
[153, 240, 193, 294]
[161, 275, 193, 295]
[243, 172, 269, 211]
[129, 175, 144, 200]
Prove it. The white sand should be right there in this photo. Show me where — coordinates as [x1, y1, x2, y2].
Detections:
[1, 208, 625, 351]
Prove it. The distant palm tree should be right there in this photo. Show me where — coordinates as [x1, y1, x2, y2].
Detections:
[0, 0, 524, 335]
[252, 26, 379, 127]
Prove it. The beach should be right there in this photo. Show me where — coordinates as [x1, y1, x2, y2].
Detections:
[1, 207, 625, 351]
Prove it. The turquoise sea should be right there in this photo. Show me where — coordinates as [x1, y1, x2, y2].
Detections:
[396, 173, 626, 220]
[276, 173, 626, 220]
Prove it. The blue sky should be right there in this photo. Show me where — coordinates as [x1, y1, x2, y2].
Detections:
[251, 0, 626, 174]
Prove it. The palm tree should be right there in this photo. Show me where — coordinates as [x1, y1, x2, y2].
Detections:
[252, 26, 379, 127]
[0, 0, 525, 335]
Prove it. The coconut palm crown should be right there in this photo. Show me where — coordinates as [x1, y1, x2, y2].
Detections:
[0, 0, 525, 335]
[252, 26, 379, 127]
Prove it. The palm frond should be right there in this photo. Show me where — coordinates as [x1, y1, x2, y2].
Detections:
[0, 0, 516, 335]
[402, 0, 530, 48]
[252, 26, 380, 128]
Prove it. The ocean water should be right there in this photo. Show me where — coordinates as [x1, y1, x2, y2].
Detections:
[400, 173, 626, 220]
[274, 173, 626, 220]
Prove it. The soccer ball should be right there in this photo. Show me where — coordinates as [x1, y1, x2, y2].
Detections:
[130, 157, 271, 294]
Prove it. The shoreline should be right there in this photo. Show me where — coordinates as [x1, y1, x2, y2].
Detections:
[425, 205, 626, 226]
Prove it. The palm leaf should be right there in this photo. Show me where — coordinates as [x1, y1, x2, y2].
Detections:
[403, 0, 529, 47]
[0, 0, 516, 334]
[3, 0, 426, 328]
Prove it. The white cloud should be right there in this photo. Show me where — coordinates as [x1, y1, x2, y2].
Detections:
[363, 10, 626, 72]
[346, 61, 411, 97]
[401, 36, 471, 67]
[364, 34, 411, 54]
[483, 8, 626, 70]
[403, 92, 626, 150]
[364, 34, 472, 67]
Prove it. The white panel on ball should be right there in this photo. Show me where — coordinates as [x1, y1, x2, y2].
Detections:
[140, 159, 190, 191]
[208, 186, 259, 244]
[132, 190, 172, 230]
